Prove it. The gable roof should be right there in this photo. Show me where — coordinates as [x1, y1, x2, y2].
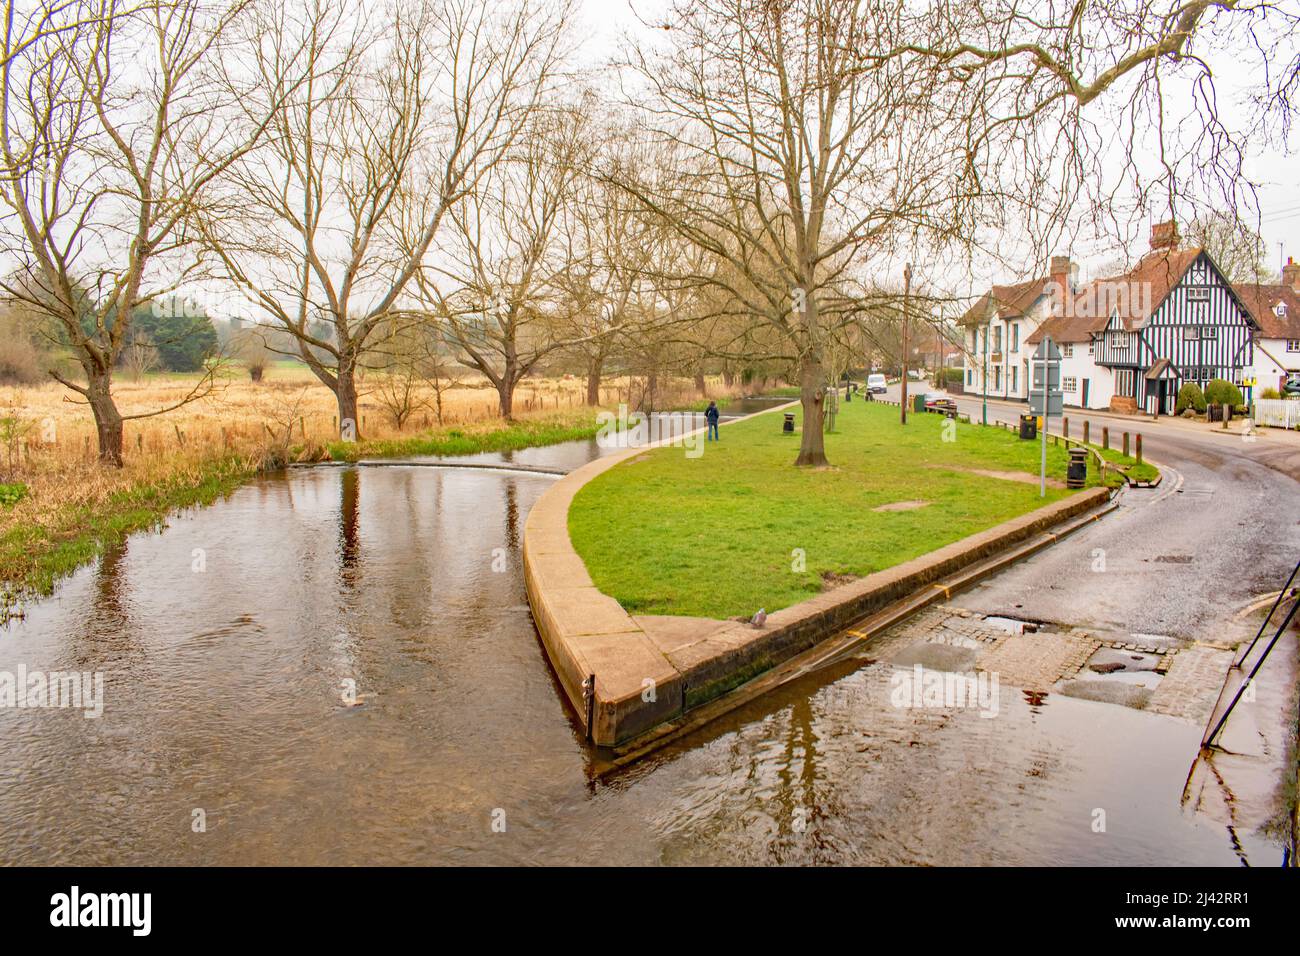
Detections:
[1234, 282, 1300, 339]
[1026, 246, 1215, 346]
[958, 275, 1049, 327]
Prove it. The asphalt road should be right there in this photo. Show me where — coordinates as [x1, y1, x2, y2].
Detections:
[880, 380, 1300, 641]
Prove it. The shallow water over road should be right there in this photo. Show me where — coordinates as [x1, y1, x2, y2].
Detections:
[0, 429, 1282, 865]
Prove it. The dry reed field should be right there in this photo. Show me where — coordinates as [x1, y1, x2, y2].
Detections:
[0, 363, 737, 607]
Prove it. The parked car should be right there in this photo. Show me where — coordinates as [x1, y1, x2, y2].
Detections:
[1283, 375, 1300, 397]
[923, 393, 957, 415]
[867, 373, 887, 394]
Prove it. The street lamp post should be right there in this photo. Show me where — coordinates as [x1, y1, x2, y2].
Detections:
[901, 263, 912, 425]
[981, 321, 989, 426]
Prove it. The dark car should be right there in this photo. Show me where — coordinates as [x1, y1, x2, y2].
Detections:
[1283, 375, 1300, 397]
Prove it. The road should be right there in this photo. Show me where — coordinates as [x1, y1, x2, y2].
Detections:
[880, 379, 1300, 641]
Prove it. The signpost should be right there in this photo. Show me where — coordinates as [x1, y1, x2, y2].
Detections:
[1031, 338, 1063, 497]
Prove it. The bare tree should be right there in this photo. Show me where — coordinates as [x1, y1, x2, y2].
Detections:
[202, 0, 572, 440]
[418, 103, 600, 419]
[613, 0, 1297, 466]
[121, 329, 159, 383]
[0, 0, 275, 465]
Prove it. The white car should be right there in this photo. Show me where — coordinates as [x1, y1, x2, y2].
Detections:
[867, 373, 887, 394]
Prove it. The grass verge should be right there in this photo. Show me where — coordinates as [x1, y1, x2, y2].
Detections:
[569, 400, 1106, 620]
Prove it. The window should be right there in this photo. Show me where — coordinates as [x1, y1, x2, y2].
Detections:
[1011, 324, 1020, 352]
[1287, 340, 1300, 353]
[994, 367, 1002, 391]
[1010, 365, 1018, 392]
[1183, 326, 1199, 341]
[1062, 376, 1078, 393]
[1187, 287, 1210, 301]
[993, 326, 1003, 352]
[1201, 326, 1217, 340]
[1109, 331, 1129, 349]
[1088, 338, 1095, 356]
[1061, 343, 1073, 358]
[1276, 303, 1288, 318]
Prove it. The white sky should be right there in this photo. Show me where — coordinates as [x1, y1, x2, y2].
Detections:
[576, 0, 1300, 292]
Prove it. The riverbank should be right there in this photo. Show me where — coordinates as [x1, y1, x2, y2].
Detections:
[0, 408, 601, 621]
[524, 398, 1118, 746]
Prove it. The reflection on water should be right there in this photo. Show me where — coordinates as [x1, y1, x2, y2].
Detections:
[0, 439, 1281, 865]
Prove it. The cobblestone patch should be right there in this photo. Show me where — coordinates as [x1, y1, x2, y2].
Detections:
[1145, 644, 1235, 723]
[975, 631, 1101, 691]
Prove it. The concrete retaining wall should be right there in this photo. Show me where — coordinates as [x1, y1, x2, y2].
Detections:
[522, 408, 1111, 747]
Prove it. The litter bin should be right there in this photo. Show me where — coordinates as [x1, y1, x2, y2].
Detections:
[1067, 447, 1088, 488]
[1018, 414, 1037, 440]
[913, 394, 927, 413]
[782, 412, 795, 434]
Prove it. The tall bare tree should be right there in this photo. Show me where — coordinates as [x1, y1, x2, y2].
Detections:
[417, 103, 599, 418]
[202, 0, 572, 439]
[0, 0, 271, 464]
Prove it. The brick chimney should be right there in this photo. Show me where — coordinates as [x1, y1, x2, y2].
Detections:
[1283, 256, 1300, 292]
[1149, 220, 1180, 251]
[1049, 255, 1076, 305]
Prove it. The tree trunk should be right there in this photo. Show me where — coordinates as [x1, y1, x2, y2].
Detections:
[497, 379, 515, 419]
[694, 369, 707, 395]
[337, 365, 360, 440]
[794, 351, 828, 467]
[87, 370, 125, 467]
[586, 357, 603, 406]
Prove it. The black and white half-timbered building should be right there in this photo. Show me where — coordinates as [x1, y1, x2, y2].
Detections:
[1087, 222, 1258, 415]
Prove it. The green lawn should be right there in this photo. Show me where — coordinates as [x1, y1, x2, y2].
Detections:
[568, 400, 1106, 620]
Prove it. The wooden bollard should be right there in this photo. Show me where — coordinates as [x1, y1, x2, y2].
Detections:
[1063, 417, 1070, 439]
[1102, 426, 1109, 450]
[1083, 421, 1090, 445]
[1136, 434, 1143, 463]
[1123, 431, 1129, 457]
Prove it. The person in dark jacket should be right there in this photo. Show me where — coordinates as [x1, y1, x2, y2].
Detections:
[705, 400, 720, 441]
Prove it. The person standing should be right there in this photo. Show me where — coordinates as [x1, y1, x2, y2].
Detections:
[705, 400, 720, 441]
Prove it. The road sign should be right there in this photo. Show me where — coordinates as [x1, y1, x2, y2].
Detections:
[1031, 363, 1061, 390]
[1032, 339, 1062, 361]
[1028, 392, 1064, 416]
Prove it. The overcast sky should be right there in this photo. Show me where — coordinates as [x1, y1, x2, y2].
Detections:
[576, 0, 1300, 290]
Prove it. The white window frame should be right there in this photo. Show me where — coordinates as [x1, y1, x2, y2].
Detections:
[1187, 287, 1211, 302]
[1201, 326, 1217, 340]
[1062, 376, 1078, 393]
[1183, 326, 1199, 341]
[1110, 331, 1129, 349]
[1286, 340, 1300, 353]
[1061, 343, 1073, 358]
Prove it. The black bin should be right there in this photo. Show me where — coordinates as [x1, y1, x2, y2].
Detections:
[1019, 414, 1037, 440]
[782, 413, 795, 434]
[1067, 447, 1088, 488]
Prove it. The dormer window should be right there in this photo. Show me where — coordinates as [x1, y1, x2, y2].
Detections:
[1277, 303, 1288, 318]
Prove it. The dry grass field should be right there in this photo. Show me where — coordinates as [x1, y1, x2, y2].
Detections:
[0, 362, 737, 612]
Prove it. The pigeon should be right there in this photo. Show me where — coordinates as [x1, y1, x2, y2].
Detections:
[750, 608, 767, 628]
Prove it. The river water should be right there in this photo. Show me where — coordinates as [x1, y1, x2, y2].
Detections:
[0, 397, 1283, 865]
